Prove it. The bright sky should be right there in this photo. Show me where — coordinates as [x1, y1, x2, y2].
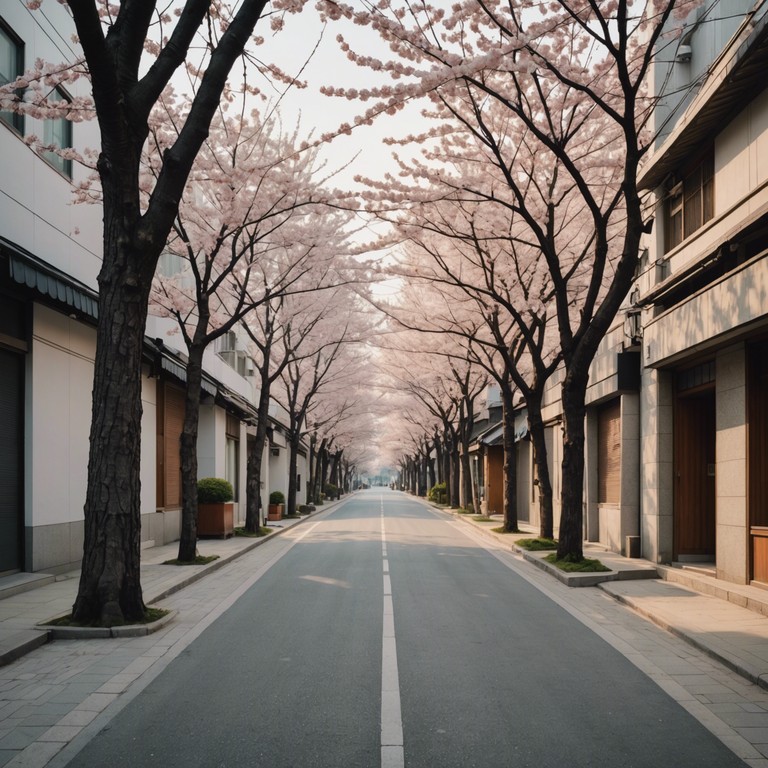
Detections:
[260, 4, 425, 194]
[258, 5, 423, 298]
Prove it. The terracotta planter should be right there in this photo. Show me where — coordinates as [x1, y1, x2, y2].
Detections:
[267, 503, 284, 521]
[197, 502, 234, 538]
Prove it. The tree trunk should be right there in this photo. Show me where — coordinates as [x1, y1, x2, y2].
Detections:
[527, 391, 554, 540]
[320, 448, 330, 499]
[557, 374, 588, 561]
[72, 241, 151, 624]
[449, 443, 460, 507]
[245, 368, 272, 531]
[287, 432, 300, 515]
[500, 386, 519, 533]
[460, 446, 472, 510]
[177, 343, 206, 562]
[312, 439, 327, 503]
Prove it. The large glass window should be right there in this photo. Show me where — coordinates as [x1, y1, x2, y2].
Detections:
[43, 87, 73, 178]
[0, 22, 24, 134]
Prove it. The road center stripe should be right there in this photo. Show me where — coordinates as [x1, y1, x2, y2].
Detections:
[381, 496, 404, 768]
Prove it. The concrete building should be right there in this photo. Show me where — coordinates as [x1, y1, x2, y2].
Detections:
[534, 0, 768, 580]
[484, 1, 768, 586]
[636, 1, 768, 584]
[0, 1, 307, 578]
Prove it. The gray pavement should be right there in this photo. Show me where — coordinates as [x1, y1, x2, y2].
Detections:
[451, 511, 768, 693]
[0, 506, 331, 665]
[1, 493, 768, 766]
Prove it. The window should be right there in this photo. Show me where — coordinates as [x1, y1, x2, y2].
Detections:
[225, 413, 240, 501]
[0, 21, 24, 134]
[677, 360, 715, 392]
[42, 87, 73, 178]
[665, 150, 714, 252]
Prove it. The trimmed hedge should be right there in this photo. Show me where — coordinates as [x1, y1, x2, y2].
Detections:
[197, 478, 234, 503]
[428, 482, 447, 504]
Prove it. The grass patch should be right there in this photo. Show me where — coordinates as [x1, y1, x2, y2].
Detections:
[491, 526, 522, 534]
[516, 537, 558, 551]
[544, 553, 610, 572]
[163, 554, 220, 566]
[456, 508, 474, 515]
[46, 606, 170, 628]
[470, 515, 493, 523]
[234, 526, 272, 538]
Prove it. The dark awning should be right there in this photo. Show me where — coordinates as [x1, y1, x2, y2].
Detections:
[153, 348, 218, 397]
[0, 236, 99, 320]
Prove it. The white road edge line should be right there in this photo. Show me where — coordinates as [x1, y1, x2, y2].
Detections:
[381, 495, 404, 768]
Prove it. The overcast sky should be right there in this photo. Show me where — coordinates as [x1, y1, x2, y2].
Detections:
[260, 5, 425, 194]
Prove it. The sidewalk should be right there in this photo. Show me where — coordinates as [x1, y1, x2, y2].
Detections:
[3, 500, 768, 695]
[446, 510, 768, 691]
[0, 504, 336, 667]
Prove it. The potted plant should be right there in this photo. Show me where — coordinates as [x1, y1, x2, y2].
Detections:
[197, 478, 235, 538]
[268, 490, 285, 521]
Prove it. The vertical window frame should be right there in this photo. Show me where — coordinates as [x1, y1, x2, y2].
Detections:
[0, 19, 24, 135]
[42, 86, 73, 179]
[664, 148, 715, 253]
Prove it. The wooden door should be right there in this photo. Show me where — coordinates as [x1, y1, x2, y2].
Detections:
[674, 388, 716, 557]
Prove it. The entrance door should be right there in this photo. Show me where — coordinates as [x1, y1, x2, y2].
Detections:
[0, 348, 24, 573]
[674, 387, 716, 558]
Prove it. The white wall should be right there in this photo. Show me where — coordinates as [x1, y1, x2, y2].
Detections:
[140, 374, 157, 519]
[1, 1, 102, 283]
[28, 304, 93, 526]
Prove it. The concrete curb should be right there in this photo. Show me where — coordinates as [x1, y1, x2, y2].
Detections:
[437, 508, 655, 587]
[31, 501, 342, 642]
[44, 609, 179, 639]
[0, 629, 49, 666]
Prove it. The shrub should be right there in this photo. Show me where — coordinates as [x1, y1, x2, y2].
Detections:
[324, 482, 339, 499]
[197, 478, 233, 503]
[516, 537, 558, 551]
[269, 490, 285, 505]
[428, 482, 447, 504]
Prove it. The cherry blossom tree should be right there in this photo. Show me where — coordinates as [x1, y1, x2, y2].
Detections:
[0, 0, 319, 623]
[274, 286, 374, 515]
[149, 103, 352, 561]
[376, 320, 488, 512]
[379, 185, 564, 537]
[240, 267, 364, 527]
[318, 0, 696, 560]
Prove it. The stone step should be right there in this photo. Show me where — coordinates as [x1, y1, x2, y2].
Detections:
[0, 572, 56, 600]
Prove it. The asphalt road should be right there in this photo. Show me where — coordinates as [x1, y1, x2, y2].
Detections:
[66, 490, 746, 767]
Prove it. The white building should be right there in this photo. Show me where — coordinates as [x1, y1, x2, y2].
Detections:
[0, 1, 307, 577]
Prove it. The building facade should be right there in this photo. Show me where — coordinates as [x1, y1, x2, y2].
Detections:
[636, 1, 768, 584]
[0, 1, 307, 578]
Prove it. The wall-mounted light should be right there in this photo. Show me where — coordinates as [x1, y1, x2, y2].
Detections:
[676, 44, 692, 62]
